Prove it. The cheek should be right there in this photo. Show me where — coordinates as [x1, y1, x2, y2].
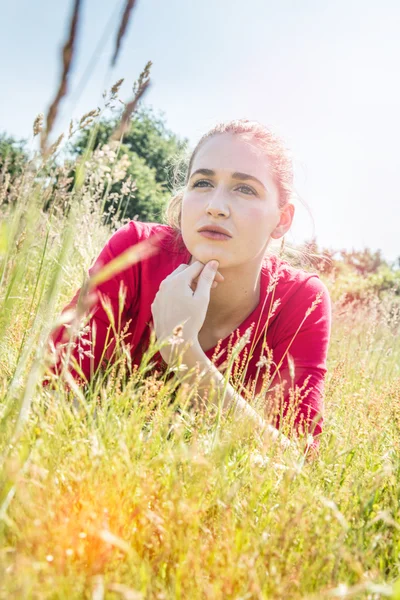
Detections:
[242, 204, 270, 227]
[242, 205, 280, 242]
[181, 195, 196, 223]
[180, 202, 197, 248]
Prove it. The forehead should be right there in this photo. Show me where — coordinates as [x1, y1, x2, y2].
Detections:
[190, 132, 273, 184]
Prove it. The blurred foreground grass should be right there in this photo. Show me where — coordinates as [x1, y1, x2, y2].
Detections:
[1, 136, 400, 600]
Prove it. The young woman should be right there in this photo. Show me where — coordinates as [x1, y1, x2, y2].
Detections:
[43, 119, 332, 453]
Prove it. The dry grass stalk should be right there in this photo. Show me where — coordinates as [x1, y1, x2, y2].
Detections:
[79, 109, 100, 125]
[111, 61, 152, 141]
[32, 113, 44, 137]
[111, 0, 137, 67]
[47, 133, 65, 157]
[40, 0, 82, 156]
[0, 173, 11, 205]
[110, 78, 124, 96]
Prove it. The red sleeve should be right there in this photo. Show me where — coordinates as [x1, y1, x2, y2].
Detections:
[42, 222, 140, 390]
[265, 275, 332, 451]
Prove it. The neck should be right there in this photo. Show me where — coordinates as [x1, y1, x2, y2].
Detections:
[190, 255, 263, 331]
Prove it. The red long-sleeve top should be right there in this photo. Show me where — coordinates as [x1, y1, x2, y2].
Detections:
[43, 220, 332, 445]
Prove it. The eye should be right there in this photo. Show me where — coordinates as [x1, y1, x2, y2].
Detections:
[192, 179, 212, 188]
[236, 184, 256, 195]
[192, 180, 256, 195]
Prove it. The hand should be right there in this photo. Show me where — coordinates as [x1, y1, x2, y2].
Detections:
[191, 264, 224, 292]
[151, 260, 223, 364]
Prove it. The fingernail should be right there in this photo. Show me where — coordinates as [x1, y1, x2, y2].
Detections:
[209, 260, 218, 270]
[212, 281, 218, 288]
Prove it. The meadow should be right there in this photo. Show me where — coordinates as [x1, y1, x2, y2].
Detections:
[1, 113, 400, 600]
[1, 2, 400, 597]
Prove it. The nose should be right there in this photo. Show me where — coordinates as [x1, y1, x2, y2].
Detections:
[206, 187, 230, 218]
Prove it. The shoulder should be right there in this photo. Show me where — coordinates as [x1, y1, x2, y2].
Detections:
[264, 253, 331, 301]
[106, 220, 184, 255]
[105, 220, 191, 286]
[263, 254, 332, 332]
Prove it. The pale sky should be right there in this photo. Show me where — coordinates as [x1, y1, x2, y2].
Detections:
[1, 0, 399, 263]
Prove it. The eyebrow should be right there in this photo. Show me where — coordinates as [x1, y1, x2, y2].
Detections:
[189, 168, 267, 192]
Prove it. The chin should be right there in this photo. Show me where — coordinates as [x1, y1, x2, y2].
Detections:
[192, 247, 220, 262]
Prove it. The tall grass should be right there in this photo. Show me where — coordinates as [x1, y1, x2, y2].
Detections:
[1, 108, 400, 599]
[1, 3, 400, 598]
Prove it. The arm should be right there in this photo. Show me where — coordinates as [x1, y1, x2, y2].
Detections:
[170, 340, 293, 451]
[169, 275, 331, 455]
[260, 275, 332, 452]
[42, 221, 150, 389]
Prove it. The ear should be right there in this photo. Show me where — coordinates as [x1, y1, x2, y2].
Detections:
[270, 203, 295, 239]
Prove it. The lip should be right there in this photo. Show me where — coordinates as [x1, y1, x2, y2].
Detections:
[199, 231, 231, 241]
[198, 225, 232, 237]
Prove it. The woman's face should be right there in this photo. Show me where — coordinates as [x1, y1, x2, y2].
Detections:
[181, 132, 287, 269]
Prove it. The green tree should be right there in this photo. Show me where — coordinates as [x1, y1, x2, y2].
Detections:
[71, 105, 188, 222]
[116, 152, 169, 223]
[0, 133, 28, 179]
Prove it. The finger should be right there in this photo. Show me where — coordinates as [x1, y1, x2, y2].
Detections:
[171, 264, 189, 275]
[163, 264, 189, 285]
[176, 260, 224, 288]
[169, 262, 206, 281]
[204, 270, 224, 283]
[176, 261, 210, 290]
[181, 260, 207, 277]
[193, 279, 219, 291]
[172, 262, 224, 283]
[192, 268, 224, 284]
[195, 261, 219, 295]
